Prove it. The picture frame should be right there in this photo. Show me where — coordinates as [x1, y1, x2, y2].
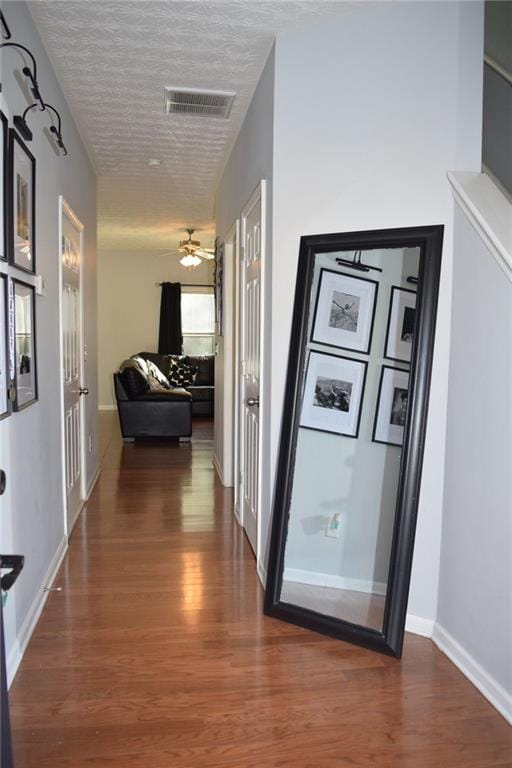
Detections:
[1, 111, 7, 262]
[310, 268, 378, 354]
[13, 278, 37, 410]
[384, 286, 416, 363]
[300, 350, 367, 438]
[373, 365, 410, 446]
[214, 238, 224, 337]
[0, 274, 9, 418]
[9, 129, 36, 274]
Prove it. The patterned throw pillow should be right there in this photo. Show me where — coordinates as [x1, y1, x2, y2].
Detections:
[168, 357, 198, 388]
[144, 360, 171, 390]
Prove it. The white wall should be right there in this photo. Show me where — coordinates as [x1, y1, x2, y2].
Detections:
[267, 1, 484, 628]
[214, 47, 274, 523]
[0, 1, 98, 680]
[435, 179, 512, 722]
[97, 250, 213, 407]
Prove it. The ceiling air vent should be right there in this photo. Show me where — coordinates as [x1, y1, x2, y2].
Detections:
[164, 87, 236, 119]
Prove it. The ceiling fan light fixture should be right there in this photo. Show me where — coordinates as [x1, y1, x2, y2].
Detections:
[179, 253, 202, 271]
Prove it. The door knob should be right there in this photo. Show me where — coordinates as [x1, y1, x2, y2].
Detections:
[79, 387, 89, 396]
[247, 397, 259, 407]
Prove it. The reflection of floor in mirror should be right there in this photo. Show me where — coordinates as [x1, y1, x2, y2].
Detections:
[281, 580, 386, 630]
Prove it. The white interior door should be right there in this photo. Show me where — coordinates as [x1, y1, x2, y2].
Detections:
[60, 199, 85, 535]
[238, 182, 265, 556]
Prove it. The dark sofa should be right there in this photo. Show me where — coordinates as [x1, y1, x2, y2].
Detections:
[113, 352, 214, 441]
[136, 352, 214, 416]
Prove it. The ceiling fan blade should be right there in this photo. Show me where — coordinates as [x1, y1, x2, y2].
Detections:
[196, 249, 215, 260]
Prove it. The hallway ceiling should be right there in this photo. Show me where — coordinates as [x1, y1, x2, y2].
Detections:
[28, 1, 347, 253]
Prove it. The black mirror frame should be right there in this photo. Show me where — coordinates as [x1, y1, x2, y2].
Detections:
[264, 225, 444, 658]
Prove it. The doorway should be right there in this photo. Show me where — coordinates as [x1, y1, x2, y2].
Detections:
[235, 181, 266, 557]
[59, 198, 87, 536]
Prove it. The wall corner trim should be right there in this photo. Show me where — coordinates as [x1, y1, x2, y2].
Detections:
[257, 560, 267, 590]
[6, 536, 68, 688]
[405, 614, 435, 638]
[212, 453, 225, 486]
[432, 622, 512, 725]
[447, 171, 512, 282]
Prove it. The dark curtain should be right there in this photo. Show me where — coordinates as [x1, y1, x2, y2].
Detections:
[158, 282, 182, 355]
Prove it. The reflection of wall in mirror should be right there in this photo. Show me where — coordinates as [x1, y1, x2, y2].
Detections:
[284, 247, 419, 595]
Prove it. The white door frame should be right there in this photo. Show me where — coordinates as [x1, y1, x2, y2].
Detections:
[234, 180, 266, 562]
[58, 196, 86, 537]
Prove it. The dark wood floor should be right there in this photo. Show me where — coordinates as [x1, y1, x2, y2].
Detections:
[9, 414, 512, 767]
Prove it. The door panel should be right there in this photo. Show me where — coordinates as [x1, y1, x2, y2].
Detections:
[60, 199, 85, 535]
[239, 183, 264, 555]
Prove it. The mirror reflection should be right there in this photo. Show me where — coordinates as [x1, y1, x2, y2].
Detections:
[280, 246, 420, 632]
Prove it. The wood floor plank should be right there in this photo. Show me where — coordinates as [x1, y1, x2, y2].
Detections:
[8, 413, 512, 767]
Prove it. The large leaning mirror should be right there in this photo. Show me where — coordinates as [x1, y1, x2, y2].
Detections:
[264, 225, 443, 657]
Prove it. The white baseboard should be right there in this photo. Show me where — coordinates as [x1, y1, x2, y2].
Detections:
[405, 613, 435, 638]
[433, 622, 512, 725]
[233, 501, 242, 526]
[212, 453, 225, 485]
[85, 462, 101, 499]
[283, 567, 387, 597]
[98, 404, 116, 411]
[7, 535, 68, 688]
[257, 559, 267, 589]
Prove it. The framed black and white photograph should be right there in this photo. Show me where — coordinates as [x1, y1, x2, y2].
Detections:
[1, 111, 7, 262]
[300, 351, 367, 437]
[214, 238, 223, 337]
[0, 274, 9, 418]
[9, 129, 36, 274]
[373, 365, 410, 446]
[384, 286, 416, 363]
[13, 279, 37, 410]
[311, 269, 378, 354]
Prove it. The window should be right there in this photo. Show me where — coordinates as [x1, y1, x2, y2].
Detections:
[181, 290, 215, 356]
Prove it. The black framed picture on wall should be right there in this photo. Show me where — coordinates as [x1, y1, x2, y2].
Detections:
[310, 268, 378, 354]
[13, 278, 37, 410]
[372, 365, 410, 447]
[9, 129, 36, 274]
[300, 350, 367, 437]
[1, 110, 8, 262]
[384, 286, 416, 363]
[0, 274, 9, 418]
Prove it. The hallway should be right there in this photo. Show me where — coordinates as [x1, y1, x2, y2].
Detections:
[7, 416, 512, 767]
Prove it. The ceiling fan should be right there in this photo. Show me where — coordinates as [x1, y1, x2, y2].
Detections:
[161, 228, 215, 271]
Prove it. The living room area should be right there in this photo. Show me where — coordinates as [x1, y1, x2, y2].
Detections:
[97, 234, 217, 441]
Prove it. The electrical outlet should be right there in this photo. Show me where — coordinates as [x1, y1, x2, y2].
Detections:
[325, 512, 341, 538]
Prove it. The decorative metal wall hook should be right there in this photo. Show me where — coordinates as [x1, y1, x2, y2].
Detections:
[0, 41, 45, 110]
[0, 10, 12, 40]
[335, 249, 383, 273]
[14, 101, 68, 156]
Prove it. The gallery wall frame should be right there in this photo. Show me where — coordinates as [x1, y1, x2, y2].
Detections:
[310, 268, 378, 354]
[8, 129, 36, 274]
[384, 286, 417, 363]
[372, 365, 410, 446]
[1, 111, 7, 263]
[300, 350, 367, 438]
[12, 278, 37, 411]
[264, 224, 444, 658]
[0, 274, 9, 419]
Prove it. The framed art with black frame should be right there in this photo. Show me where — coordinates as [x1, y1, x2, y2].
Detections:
[310, 268, 378, 354]
[13, 278, 37, 410]
[264, 224, 443, 659]
[9, 129, 36, 274]
[372, 365, 410, 447]
[0, 274, 9, 418]
[1, 111, 8, 263]
[300, 350, 367, 438]
[384, 286, 416, 363]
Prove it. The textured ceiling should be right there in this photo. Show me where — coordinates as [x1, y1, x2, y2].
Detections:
[28, 0, 347, 253]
